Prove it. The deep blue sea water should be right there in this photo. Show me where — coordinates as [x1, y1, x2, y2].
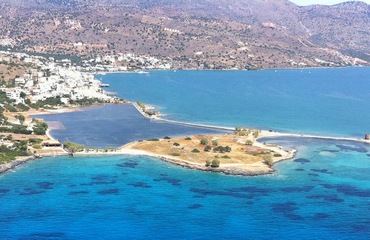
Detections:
[1, 68, 370, 239]
[100, 68, 370, 137]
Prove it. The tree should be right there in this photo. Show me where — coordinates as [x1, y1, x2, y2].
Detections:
[225, 146, 232, 152]
[211, 159, 220, 168]
[32, 119, 48, 135]
[205, 160, 211, 167]
[263, 154, 273, 167]
[15, 114, 25, 124]
[204, 145, 212, 152]
[63, 141, 85, 153]
[200, 138, 209, 145]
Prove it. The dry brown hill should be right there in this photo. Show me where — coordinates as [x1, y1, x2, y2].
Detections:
[0, 0, 369, 69]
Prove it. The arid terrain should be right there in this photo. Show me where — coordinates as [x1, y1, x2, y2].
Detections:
[120, 133, 295, 175]
[0, 0, 369, 69]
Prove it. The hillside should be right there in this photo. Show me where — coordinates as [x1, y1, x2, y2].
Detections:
[0, 0, 369, 69]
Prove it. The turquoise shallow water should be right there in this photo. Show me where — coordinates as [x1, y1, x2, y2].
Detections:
[0, 139, 369, 239]
[1, 68, 370, 239]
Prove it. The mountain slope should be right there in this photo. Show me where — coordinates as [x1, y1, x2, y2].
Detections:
[0, 0, 368, 69]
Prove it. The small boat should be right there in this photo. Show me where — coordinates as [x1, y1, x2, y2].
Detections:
[137, 71, 149, 74]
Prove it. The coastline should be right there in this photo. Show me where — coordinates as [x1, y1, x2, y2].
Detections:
[72, 147, 295, 177]
[117, 133, 297, 177]
[0, 106, 86, 175]
[0, 152, 70, 175]
[1, 99, 369, 177]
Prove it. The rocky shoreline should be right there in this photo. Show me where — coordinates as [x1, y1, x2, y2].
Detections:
[157, 155, 276, 176]
[0, 152, 69, 175]
[0, 157, 35, 175]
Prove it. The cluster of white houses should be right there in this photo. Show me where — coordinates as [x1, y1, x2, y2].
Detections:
[0, 50, 174, 105]
[0, 52, 114, 105]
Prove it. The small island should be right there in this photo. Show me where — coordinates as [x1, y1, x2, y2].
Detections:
[119, 129, 296, 176]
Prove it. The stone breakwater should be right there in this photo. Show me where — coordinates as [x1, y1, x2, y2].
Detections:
[132, 102, 370, 144]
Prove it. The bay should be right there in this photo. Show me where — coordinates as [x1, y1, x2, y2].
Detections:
[99, 68, 370, 137]
[1, 68, 369, 239]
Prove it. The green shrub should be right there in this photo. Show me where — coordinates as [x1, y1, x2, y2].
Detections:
[191, 149, 200, 153]
[205, 160, 211, 167]
[211, 159, 220, 168]
[170, 153, 181, 156]
[212, 140, 218, 146]
[184, 137, 192, 140]
[147, 138, 160, 141]
[63, 141, 85, 153]
[173, 142, 180, 146]
[221, 155, 230, 159]
[273, 153, 283, 157]
[204, 145, 212, 152]
[200, 138, 209, 145]
[213, 146, 231, 153]
[33, 144, 42, 149]
[263, 154, 273, 166]
[28, 138, 42, 144]
[164, 136, 171, 139]
[32, 119, 48, 135]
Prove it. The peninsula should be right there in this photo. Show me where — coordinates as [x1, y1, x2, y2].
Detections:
[118, 131, 295, 176]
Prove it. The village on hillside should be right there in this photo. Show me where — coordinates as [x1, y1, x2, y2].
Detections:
[0, 49, 171, 167]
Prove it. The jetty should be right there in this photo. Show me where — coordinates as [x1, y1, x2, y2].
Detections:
[131, 102, 370, 145]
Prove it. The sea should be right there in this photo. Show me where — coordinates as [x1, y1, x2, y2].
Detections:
[0, 68, 370, 239]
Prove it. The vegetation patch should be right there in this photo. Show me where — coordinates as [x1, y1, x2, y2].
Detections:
[63, 141, 85, 153]
[0, 143, 28, 164]
[147, 138, 160, 141]
[204, 145, 212, 152]
[200, 138, 209, 145]
[211, 159, 220, 168]
[213, 146, 231, 153]
[263, 154, 273, 166]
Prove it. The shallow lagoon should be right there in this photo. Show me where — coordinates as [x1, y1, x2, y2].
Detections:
[34, 104, 226, 148]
